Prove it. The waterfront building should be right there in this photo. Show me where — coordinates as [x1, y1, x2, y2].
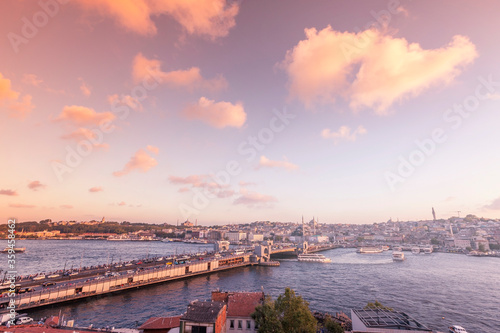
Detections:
[180, 301, 227, 333]
[454, 238, 472, 249]
[351, 308, 432, 332]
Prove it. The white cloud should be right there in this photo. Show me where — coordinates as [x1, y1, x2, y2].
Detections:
[282, 26, 477, 114]
[321, 125, 367, 144]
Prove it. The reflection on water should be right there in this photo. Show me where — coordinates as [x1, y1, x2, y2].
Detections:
[0, 241, 498, 332]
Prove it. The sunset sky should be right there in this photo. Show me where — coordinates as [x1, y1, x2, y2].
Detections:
[1, 0, 500, 225]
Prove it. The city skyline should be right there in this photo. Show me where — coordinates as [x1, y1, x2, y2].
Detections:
[2, 0, 500, 225]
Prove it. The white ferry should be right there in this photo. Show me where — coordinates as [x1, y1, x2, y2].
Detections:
[423, 246, 433, 254]
[392, 251, 405, 261]
[411, 247, 421, 254]
[449, 325, 468, 333]
[357, 247, 383, 254]
[297, 253, 331, 263]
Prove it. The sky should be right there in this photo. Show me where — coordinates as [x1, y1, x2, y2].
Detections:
[1, 0, 500, 225]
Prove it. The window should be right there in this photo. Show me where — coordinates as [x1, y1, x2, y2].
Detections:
[230, 320, 234, 329]
[192, 326, 207, 333]
[238, 320, 242, 329]
[247, 320, 251, 329]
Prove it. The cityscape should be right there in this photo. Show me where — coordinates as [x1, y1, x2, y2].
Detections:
[1, 0, 500, 332]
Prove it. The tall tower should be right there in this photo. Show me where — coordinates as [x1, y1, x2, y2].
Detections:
[432, 207, 436, 221]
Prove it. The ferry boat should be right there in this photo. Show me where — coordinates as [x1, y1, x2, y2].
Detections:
[357, 247, 383, 254]
[423, 246, 433, 254]
[2, 247, 26, 253]
[449, 325, 468, 333]
[381, 245, 390, 251]
[411, 247, 421, 254]
[392, 251, 405, 261]
[297, 253, 332, 263]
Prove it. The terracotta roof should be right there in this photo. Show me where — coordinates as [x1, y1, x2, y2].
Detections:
[139, 316, 181, 330]
[181, 301, 225, 323]
[227, 292, 264, 317]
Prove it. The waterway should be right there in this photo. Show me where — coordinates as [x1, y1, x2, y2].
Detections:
[1, 240, 498, 332]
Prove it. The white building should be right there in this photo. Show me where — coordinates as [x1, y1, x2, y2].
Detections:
[227, 231, 247, 242]
[247, 233, 264, 242]
[454, 237, 471, 249]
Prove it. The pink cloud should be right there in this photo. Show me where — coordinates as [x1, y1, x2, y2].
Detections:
[234, 190, 278, 208]
[178, 187, 190, 193]
[282, 27, 477, 113]
[117, 201, 126, 206]
[28, 181, 46, 191]
[146, 145, 159, 155]
[61, 128, 109, 149]
[79, 78, 92, 96]
[321, 125, 367, 144]
[9, 203, 36, 208]
[89, 186, 103, 193]
[23, 74, 43, 87]
[108, 94, 143, 112]
[484, 197, 500, 210]
[113, 148, 158, 177]
[60, 204, 73, 209]
[183, 97, 246, 129]
[73, 0, 239, 38]
[0, 73, 34, 118]
[0, 189, 18, 196]
[169, 174, 233, 198]
[56, 105, 115, 126]
[258, 156, 299, 171]
[132, 53, 227, 91]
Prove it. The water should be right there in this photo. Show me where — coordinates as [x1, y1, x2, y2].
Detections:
[1, 240, 498, 332]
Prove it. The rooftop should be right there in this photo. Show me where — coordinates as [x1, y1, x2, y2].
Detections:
[181, 301, 225, 323]
[139, 316, 181, 330]
[352, 308, 432, 332]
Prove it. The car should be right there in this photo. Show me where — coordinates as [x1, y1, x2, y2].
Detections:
[42, 282, 56, 287]
[16, 317, 33, 325]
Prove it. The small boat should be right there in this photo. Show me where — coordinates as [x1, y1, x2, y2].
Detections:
[449, 325, 468, 333]
[381, 245, 390, 251]
[411, 247, 421, 254]
[357, 247, 383, 254]
[2, 247, 26, 253]
[298, 253, 331, 263]
[393, 246, 403, 252]
[392, 251, 405, 261]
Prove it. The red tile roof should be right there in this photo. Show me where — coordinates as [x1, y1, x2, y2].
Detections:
[226, 292, 264, 317]
[139, 316, 181, 330]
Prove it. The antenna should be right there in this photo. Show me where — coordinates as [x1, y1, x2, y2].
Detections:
[456, 211, 461, 218]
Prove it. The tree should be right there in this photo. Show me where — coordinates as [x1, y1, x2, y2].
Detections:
[364, 300, 393, 311]
[324, 316, 344, 333]
[252, 296, 284, 333]
[275, 288, 317, 333]
[252, 288, 317, 333]
[430, 238, 440, 245]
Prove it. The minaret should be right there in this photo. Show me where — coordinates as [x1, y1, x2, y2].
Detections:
[432, 207, 436, 221]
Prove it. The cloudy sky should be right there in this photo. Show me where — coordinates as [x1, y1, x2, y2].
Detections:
[1, 0, 500, 225]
